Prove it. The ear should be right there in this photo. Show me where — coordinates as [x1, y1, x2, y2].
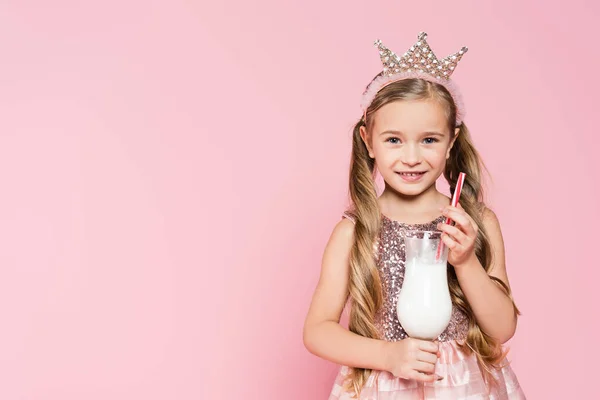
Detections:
[446, 127, 460, 160]
[359, 125, 375, 159]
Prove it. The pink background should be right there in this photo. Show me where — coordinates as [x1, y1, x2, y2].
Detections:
[0, 1, 598, 399]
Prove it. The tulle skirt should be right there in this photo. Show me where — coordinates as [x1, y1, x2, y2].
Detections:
[328, 340, 525, 400]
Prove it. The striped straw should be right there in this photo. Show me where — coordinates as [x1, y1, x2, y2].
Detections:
[436, 172, 466, 261]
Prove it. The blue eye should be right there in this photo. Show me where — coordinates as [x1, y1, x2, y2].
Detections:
[386, 137, 439, 145]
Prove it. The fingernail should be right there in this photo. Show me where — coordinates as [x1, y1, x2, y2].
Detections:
[435, 374, 443, 381]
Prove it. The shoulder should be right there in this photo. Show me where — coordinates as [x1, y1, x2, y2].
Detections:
[318, 216, 356, 278]
[481, 206, 502, 232]
[334, 214, 356, 241]
[478, 206, 511, 285]
[479, 206, 505, 249]
[323, 212, 356, 251]
[341, 209, 357, 224]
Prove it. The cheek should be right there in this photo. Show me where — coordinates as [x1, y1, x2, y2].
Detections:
[374, 152, 396, 168]
[372, 143, 393, 161]
[424, 148, 448, 166]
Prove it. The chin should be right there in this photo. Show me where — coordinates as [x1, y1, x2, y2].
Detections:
[391, 184, 427, 197]
[390, 179, 437, 197]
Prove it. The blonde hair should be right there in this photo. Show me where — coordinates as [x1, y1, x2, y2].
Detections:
[344, 78, 520, 396]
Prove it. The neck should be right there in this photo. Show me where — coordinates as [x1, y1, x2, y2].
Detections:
[379, 182, 449, 216]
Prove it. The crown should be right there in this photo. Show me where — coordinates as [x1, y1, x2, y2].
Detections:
[361, 32, 469, 126]
[375, 32, 468, 81]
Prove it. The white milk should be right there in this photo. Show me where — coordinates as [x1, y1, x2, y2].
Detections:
[396, 258, 452, 340]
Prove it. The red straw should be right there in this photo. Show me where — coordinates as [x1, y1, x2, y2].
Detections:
[436, 172, 466, 261]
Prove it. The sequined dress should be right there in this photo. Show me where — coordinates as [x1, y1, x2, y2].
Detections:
[328, 211, 525, 400]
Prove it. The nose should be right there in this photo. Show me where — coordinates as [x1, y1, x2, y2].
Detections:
[401, 143, 421, 166]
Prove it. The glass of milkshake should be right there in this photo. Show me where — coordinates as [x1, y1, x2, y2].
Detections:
[396, 230, 452, 340]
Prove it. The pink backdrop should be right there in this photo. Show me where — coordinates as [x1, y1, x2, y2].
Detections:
[0, 1, 598, 399]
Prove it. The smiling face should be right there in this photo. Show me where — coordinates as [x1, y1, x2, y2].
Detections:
[360, 99, 459, 197]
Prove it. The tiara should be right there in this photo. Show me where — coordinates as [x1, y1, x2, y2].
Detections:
[361, 32, 468, 126]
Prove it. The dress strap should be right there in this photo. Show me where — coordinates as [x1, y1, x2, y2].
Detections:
[342, 210, 356, 224]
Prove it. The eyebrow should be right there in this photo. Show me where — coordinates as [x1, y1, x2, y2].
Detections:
[379, 130, 445, 137]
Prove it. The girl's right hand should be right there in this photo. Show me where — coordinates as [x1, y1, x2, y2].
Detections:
[383, 338, 441, 382]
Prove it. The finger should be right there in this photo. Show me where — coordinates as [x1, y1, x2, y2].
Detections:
[441, 233, 460, 250]
[437, 222, 468, 243]
[417, 350, 438, 365]
[414, 361, 436, 374]
[417, 340, 439, 353]
[410, 371, 441, 383]
[453, 206, 478, 235]
[443, 206, 476, 235]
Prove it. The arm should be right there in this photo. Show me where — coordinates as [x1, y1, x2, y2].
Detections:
[439, 206, 518, 343]
[302, 218, 389, 371]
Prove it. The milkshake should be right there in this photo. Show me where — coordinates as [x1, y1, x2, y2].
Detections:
[396, 231, 452, 340]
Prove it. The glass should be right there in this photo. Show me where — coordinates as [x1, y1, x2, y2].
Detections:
[396, 230, 452, 340]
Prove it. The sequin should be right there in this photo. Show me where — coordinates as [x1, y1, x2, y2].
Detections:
[342, 211, 469, 342]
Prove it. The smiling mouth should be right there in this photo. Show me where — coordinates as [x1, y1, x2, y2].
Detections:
[397, 172, 426, 176]
[396, 171, 426, 182]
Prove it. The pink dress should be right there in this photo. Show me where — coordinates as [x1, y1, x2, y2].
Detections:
[329, 211, 526, 400]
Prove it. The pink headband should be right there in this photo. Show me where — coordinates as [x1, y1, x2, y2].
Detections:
[361, 71, 466, 127]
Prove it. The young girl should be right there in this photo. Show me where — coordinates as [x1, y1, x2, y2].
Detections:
[303, 32, 526, 399]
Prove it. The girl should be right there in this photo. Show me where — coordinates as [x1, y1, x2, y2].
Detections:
[303, 32, 525, 399]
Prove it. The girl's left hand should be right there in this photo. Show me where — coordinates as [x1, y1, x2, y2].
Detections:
[437, 203, 478, 267]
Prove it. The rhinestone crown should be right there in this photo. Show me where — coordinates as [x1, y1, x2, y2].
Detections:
[375, 32, 467, 81]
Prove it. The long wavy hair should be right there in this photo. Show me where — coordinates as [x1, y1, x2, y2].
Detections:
[343, 78, 520, 396]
